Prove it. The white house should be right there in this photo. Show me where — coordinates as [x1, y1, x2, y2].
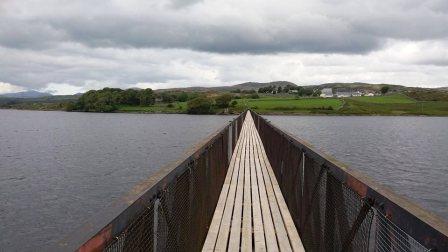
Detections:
[352, 91, 362, 97]
[335, 88, 352, 97]
[320, 88, 333, 98]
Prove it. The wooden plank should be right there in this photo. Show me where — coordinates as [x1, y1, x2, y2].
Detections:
[249, 123, 266, 252]
[250, 115, 279, 252]
[255, 131, 292, 252]
[214, 114, 250, 251]
[241, 119, 253, 251]
[202, 122, 246, 251]
[204, 112, 304, 251]
[227, 123, 247, 250]
[253, 121, 306, 252]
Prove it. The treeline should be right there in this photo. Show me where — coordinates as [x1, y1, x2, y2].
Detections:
[186, 93, 237, 114]
[258, 84, 320, 96]
[67, 88, 199, 112]
[231, 84, 320, 96]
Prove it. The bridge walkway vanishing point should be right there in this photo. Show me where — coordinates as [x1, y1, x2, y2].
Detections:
[203, 112, 305, 251]
[58, 110, 448, 252]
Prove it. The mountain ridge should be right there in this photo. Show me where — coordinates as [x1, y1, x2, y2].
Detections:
[0, 90, 52, 98]
[156, 81, 416, 92]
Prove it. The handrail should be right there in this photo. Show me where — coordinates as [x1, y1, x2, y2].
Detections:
[54, 112, 246, 251]
[54, 110, 448, 251]
[251, 110, 448, 251]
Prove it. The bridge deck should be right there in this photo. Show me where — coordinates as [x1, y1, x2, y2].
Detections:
[203, 112, 305, 252]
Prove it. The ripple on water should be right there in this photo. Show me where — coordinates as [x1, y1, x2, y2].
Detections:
[265, 115, 448, 221]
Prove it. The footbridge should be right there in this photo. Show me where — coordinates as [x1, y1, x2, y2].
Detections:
[58, 111, 448, 252]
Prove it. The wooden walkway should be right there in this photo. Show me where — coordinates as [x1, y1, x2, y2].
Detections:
[203, 112, 305, 252]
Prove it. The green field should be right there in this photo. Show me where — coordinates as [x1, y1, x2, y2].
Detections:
[5, 91, 446, 116]
[340, 99, 448, 116]
[87, 93, 448, 116]
[231, 94, 448, 115]
[350, 93, 415, 104]
[115, 94, 448, 115]
[233, 97, 343, 114]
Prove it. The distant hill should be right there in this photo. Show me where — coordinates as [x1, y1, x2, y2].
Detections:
[230, 81, 297, 90]
[311, 82, 407, 92]
[0, 94, 80, 106]
[155, 81, 418, 93]
[0, 90, 52, 98]
[156, 81, 297, 92]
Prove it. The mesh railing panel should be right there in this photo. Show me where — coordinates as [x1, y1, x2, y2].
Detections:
[252, 111, 432, 252]
[104, 198, 155, 252]
[78, 111, 438, 252]
[101, 124, 233, 252]
[372, 210, 429, 252]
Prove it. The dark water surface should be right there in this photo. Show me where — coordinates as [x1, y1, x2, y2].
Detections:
[0, 110, 234, 251]
[265, 115, 448, 221]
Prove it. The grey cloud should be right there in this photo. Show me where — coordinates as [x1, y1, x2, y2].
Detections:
[169, 0, 203, 8]
[0, 45, 205, 90]
[1, 0, 448, 92]
[0, 19, 66, 49]
[416, 59, 448, 66]
[44, 13, 381, 54]
[1, 0, 447, 55]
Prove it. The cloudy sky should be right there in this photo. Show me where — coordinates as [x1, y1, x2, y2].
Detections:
[1, 0, 448, 94]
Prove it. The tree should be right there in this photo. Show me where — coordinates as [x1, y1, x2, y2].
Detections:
[161, 92, 176, 103]
[121, 89, 139, 105]
[258, 85, 276, 93]
[241, 89, 256, 94]
[139, 88, 155, 106]
[297, 88, 313, 97]
[215, 93, 233, 108]
[76, 88, 121, 112]
[250, 93, 260, 99]
[230, 100, 237, 107]
[75, 87, 157, 112]
[277, 86, 283, 93]
[64, 102, 77, 111]
[187, 96, 214, 114]
[381, 86, 390, 95]
[177, 92, 189, 102]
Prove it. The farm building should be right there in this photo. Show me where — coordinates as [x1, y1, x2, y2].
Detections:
[320, 88, 333, 98]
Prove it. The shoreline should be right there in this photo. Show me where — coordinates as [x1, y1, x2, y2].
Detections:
[2, 107, 447, 117]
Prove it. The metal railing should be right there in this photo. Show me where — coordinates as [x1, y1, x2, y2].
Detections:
[56, 112, 246, 251]
[250, 111, 448, 252]
[58, 111, 448, 251]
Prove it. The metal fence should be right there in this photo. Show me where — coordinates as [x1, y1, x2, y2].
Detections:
[59, 111, 448, 252]
[251, 111, 448, 252]
[57, 112, 245, 252]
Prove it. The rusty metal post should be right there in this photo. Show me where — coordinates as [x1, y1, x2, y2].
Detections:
[153, 198, 160, 252]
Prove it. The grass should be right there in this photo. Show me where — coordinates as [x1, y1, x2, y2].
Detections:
[340, 98, 448, 116]
[234, 97, 343, 114]
[350, 93, 416, 104]
[3, 91, 448, 116]
[231, 94, 448, 116]
[117, 102, 187, 113]
[406, 90, 448, 101]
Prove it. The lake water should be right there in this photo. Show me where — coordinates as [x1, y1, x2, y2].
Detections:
[1, 111, 447, 251]
[0, 110, 234, 251]
[265, 115, 448, 222]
